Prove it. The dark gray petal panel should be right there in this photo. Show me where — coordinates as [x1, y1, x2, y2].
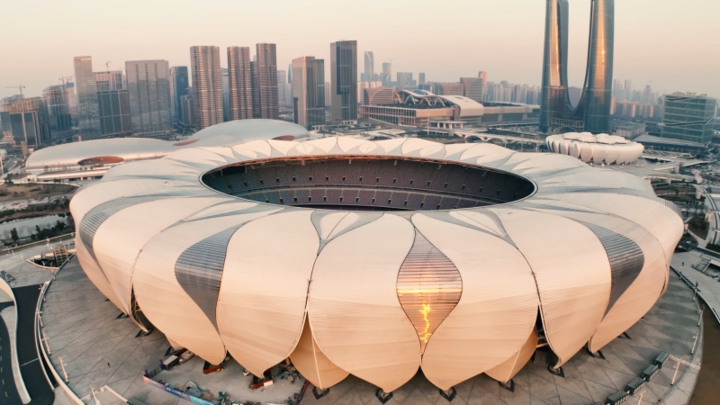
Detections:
[175, 225, 241, 330]
[580, 221, 645, 314]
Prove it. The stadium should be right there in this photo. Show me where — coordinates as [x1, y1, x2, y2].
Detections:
[70, 120, 683, 395]
[545, 132, 645, 165]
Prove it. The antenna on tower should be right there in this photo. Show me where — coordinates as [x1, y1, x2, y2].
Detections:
[105, 61, 111, 70]
[6, 85, 25, 97]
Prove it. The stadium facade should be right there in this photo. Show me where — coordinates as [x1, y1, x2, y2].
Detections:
[70, 120, 682, 393]
[539, 0, 615, 134]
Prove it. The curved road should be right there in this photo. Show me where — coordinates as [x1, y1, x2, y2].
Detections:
[13, 285, 54, 405]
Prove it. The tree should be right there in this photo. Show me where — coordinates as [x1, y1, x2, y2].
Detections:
[10, 228, 18, 243]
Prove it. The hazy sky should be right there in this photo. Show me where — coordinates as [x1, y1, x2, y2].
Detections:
[1, 0, 718, 100]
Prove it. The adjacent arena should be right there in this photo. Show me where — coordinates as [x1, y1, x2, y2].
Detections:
[71, 120, 683, 393]
[545, 132, 645, 165]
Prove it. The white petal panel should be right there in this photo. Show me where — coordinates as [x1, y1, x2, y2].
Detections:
[485, 330, 538, 383]
[305, 137, 338, 153]
[544, 193, 683, 264]
[413, 214, 538, 390]
[308, 214, 420, 393]
[166, 148, 231, 167]
[75, 237, 125, 312]
[70, 178, 202, 223]
[217, 210, 319, 377]
[337, 137, 369, 153]
[231, 140, 272, 159]
[459, 143, 514, 164]
[374, 138, 407, 155]
[290, 317, 349, 389]
[268, 139, 299, 156]
[538, 170, 654, 194]
[443, 144, 475, 161]
[488, 208, 611, 367]
[93, 197, 227, 313]
[133, 210, 279, 365]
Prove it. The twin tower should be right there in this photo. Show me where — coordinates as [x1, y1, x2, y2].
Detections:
[539, 0, 614, 134]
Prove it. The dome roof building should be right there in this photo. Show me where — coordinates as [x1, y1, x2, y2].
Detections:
[546, 132, 645, 165]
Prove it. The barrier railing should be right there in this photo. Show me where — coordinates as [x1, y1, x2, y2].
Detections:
[37, 270, 85, 404]
[0, 233, 75, 257]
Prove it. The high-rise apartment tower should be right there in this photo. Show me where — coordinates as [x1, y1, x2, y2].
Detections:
[253, 43, 279, 119]
[227, 47, 253, 120]
[190, 46, 224, 129]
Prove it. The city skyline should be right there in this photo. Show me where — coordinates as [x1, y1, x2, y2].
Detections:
[1, 0, 718, 100]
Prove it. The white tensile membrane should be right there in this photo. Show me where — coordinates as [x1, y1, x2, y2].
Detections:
[69, 133, 681, 394]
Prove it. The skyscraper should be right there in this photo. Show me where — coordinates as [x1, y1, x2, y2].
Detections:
[478, 71, 488, 100]
[97, 88, 132, 136]
[460, 77, 485, 103]
[0, 96, 51, 147]
[419, 73, 426, 85]
[73, 56, 100, 137]
[43, 85, 72, 132]
[73, 56, 97, 114]
[364, 51, 374, 83]
[227, 47, 253, 120]
[190, 46, 224, 129]
[381, 62, 392, 87]
[221, 68, 230, 121]
[125, 60, 172, 134]
[330, 40, 358, 124]
[292, 56, 325, 128]
[253, 43, 279, 119]
[170, 66, 189, 123]
[396, 72, 414, 89]
[95, 71, 123, 91]
[278, 70, 289, 108]
[539, 0, 614, 134]
[661, 93, 718, 144]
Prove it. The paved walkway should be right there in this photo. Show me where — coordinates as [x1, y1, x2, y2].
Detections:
[672, 251, 720, 324]
[41, 259, 173, 405]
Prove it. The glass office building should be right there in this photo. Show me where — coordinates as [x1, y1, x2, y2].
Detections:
[661, 93, 718, 144]
[170, 66, 189, 124]
[43, 85, 73, 132]
[292, 56, 325, 129]
[126, 60, 172, 134]
[330, 40, 358, 124]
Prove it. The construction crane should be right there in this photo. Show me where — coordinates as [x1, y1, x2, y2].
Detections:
[105, 61, 111, 70]
[6, 85, 25, 97]
[59, 75, 74, 85]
